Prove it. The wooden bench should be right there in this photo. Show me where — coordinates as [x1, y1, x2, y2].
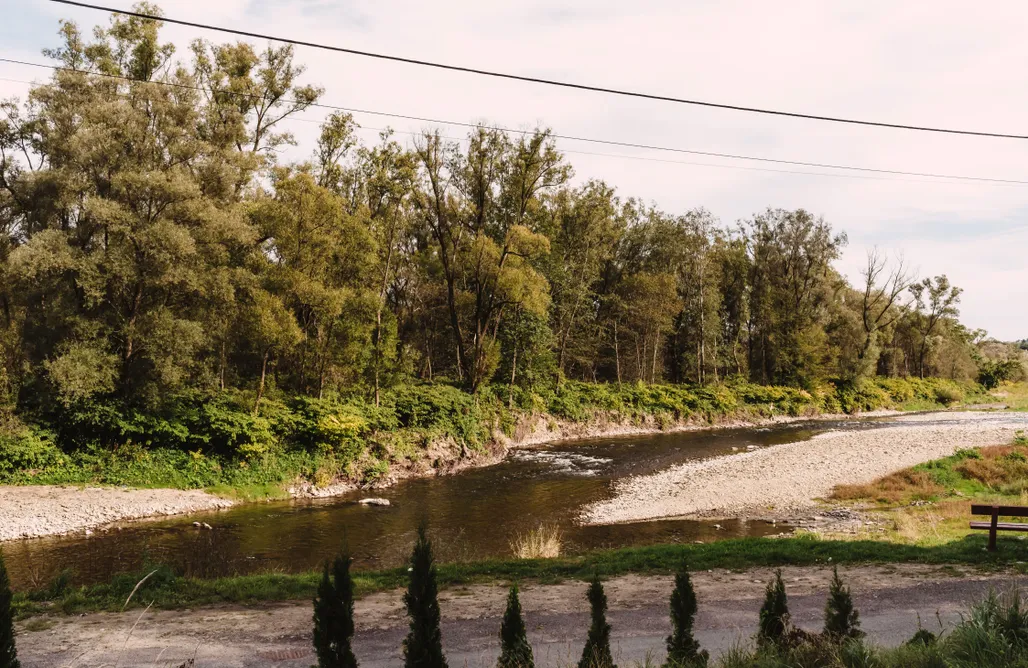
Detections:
[970, 505, 1028, 551]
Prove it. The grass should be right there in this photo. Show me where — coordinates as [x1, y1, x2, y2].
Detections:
[989, 380, 1028, 411]
[13, 532, 1028, 619]
[831, 432, 1028, 546]
[511, 524, 564, 559]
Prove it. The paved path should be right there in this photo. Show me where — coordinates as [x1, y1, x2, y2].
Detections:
[17, 564, 1023, 667]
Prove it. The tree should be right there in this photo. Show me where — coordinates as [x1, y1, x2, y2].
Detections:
[746, 209, 846, 387]
[854, 249, 913, 381]
[823, 566, 863, 642]
[497, 583, 533, 668]
[312, 554, 359, 668]
[757, 570, 789, 647]
[578, 576, 615, 668]
[403, 526, 447, 668]
[0, 551, 18, 668]
[665, 568, 707, 667]
[909, 275, 962, 379]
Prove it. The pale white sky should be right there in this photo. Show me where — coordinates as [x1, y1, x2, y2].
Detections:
[2, 0, 1026, 339]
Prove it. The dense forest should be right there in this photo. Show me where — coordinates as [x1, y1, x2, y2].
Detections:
[0, 7, 1023, 488]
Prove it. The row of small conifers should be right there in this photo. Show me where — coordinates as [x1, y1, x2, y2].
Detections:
[0, 532, 911, 668]
[311, 527, 867, 668]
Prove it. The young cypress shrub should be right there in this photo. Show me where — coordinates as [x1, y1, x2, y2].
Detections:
[403, 525, 448, 668]
[312, 554, 359, 668]
[0, 551, 19, 668]
[823, 566, 864, 641]
[757, 570, 790, 648]
[578, 576, 616, 668]
[497, 583, 533, 668]
[664, 568, 707, 667]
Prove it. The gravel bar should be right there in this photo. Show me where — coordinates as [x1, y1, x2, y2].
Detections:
[0, 486, 234, 541]
[584, 411, 1028, 525]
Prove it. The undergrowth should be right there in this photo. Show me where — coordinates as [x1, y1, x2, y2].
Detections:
[0, 377, 991, 494]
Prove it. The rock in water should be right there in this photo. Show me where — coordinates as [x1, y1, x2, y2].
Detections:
[358, 498, 390, 507]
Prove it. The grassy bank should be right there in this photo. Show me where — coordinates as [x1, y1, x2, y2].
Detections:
[832, 430, 1028, 545]
[12, 532, 1026, 618]
[0, 377, 986, 498]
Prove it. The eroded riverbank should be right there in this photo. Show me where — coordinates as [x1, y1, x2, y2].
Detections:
[584, 411, 1028, 525]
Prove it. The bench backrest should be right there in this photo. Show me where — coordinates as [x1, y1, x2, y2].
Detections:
[971, 504, 1028, 518]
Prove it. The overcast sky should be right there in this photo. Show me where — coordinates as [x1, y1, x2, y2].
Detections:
[2, 0, 1026, 340]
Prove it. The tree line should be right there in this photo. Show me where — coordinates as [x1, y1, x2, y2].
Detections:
[0, 5, 1019, 424]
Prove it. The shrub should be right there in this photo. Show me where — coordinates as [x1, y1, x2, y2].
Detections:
[0, 426, 66, 480]
[934, 385, 964, 406]
[403, 526, 447, 668]
[665, 568, 707, 667]
[497, 583, 533, 668]
[757, 570, 790, 648]
[579, 575, 615, 668]
[194, 401, 277, 458]
[823, 567, 863, 641]
[312, 555, 358, 668]
[0, 551, 18, 668]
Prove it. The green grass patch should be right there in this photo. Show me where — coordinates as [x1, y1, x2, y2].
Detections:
[13, 533, 1028, 618]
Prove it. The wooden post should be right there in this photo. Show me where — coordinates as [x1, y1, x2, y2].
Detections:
[989, 506, 999, 552]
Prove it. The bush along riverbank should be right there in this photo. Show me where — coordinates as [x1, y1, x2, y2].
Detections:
[0, 377, 987, 498]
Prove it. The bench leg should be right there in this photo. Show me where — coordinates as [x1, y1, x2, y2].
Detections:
[989, 511, 999, 552]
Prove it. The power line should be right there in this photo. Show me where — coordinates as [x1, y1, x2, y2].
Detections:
[4, 57, 1027, 187]
[50, 0, 1028, 141]
[2, 72, 1006, 186]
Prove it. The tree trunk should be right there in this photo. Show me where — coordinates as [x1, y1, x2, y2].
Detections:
[254, 349, 270, 415]
[508, 344, 518, 408]
[614, 321, 622, 386]
[219, 340, 227, 391]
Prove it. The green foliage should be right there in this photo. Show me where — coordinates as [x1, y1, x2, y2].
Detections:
[0, 2, 994, 487]
[497, 583, 533, 668]
[579, 575, 616, 668]
[757, 570, 790, 648]
[978, 360, 1023, 390]
[665, 568, 707, 667]
[823, 567, 863, 641]
[0, 427, 66, 478]
[933, 385, 964, 405]
[0, 552, 19, 668]
[403, 526, 448, 668]
[313, 555, 359, 668]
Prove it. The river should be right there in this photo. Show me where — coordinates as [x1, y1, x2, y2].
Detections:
[3, 416, 904, 589]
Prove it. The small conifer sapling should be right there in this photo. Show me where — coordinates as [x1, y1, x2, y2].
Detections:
[757, 569, 790, 647]
[578, 576, 616, 668]
[665, 568, 707, 667]
[497, 583, 534, 668]
[403, 526, 448, 668]
[0, 551, 19, 668]
[823, 566, 863, 642]
[312, 554, 359, 668]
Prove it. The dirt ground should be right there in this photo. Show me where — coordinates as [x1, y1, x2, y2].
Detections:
[16, 563, 1025, 667]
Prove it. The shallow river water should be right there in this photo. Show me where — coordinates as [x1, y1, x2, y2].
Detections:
[4, 416, 907, 589]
